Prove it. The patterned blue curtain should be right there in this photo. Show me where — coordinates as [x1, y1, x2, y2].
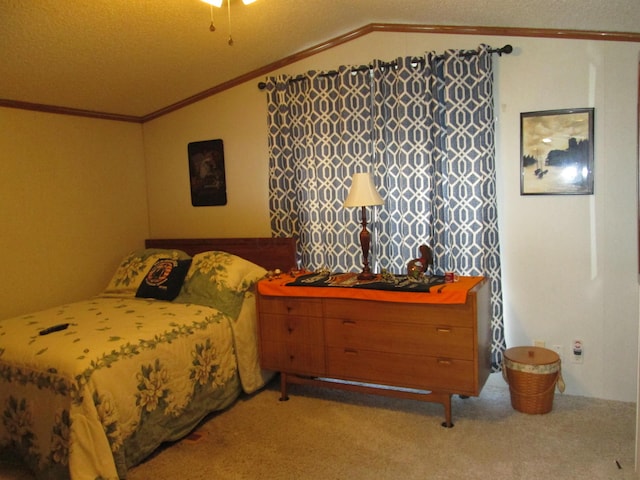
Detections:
[265, 45, 505, 369]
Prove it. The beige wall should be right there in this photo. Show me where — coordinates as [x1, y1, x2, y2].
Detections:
[142, 86, 273, 238]
[143, 32, 640, 402]
[0, 107, 149, 319]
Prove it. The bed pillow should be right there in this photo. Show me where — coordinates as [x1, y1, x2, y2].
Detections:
[103, 248, 191, 297]
[135, 258, 192, 301]
[174, 251, 267, 319]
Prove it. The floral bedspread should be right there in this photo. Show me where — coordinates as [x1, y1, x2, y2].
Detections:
[0, 295, 263, 480]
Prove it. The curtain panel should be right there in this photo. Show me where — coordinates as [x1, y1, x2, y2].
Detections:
[265, 44, 506, 369]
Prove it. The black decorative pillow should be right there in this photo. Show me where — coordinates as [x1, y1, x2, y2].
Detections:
[136, 258, 192, 301]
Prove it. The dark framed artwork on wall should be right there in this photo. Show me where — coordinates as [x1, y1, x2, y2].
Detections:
[188, 139, 227, 206]
[520, 108, 594, 195]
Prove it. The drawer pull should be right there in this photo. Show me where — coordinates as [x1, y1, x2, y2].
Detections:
[344, 348, 358, 355]
[437, 359, 452, 365]
[342, 320, 356, 326]
[436, 328, 451, 334]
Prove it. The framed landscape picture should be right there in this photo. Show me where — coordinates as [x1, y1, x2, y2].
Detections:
[520, 108, 594, 195]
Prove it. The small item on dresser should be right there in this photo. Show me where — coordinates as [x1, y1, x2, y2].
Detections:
[407, 261, 423, 280]
[444, 271, 459, 283]
[265, 269, 283, 281]
[39, 323, 70, 335]
[406, 245, 433, 279]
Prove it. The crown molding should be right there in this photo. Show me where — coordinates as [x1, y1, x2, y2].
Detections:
[143, 23, 640, 121]
[2, 24, 638, 123]
[0, 99, 142, 123]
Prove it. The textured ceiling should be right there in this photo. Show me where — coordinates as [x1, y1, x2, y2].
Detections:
[1, 0, 638, 120]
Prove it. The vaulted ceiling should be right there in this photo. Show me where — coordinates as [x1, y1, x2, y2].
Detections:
[1, 0, 638, 122]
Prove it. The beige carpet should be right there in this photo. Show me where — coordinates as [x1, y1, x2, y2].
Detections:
[0, 373, 636, 479]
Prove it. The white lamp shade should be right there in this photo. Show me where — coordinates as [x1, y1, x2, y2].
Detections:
[343, 172, 384, 208]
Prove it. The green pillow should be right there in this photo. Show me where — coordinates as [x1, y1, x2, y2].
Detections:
[174, 251, 266, 319]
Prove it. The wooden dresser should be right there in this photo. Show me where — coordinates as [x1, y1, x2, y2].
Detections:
[256, 277, 491, 427]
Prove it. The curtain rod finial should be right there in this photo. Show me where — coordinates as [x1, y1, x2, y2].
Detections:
[499, 44, 513, 56]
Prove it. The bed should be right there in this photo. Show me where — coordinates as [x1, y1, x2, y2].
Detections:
[0, 237, 296, 480]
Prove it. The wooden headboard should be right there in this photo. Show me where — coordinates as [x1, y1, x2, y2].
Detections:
[145, 237, 297, 272]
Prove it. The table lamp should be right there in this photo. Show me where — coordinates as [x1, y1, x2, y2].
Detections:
[343, 172, 384, 280]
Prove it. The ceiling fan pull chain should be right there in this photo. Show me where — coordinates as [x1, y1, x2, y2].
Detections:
[227, 0, 234, 46]
[209, 5, 216, 32]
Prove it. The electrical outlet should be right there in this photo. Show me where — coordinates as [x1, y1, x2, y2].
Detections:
[571, 339, 583, 364]
[533, 339, 545, 348]
[552, 344, 563, 361]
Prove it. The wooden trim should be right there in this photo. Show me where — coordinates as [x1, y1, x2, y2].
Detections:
[3, 23, 639, 123]
[144, 236, 297, 272]
[143, 24, 640, 122]
[368, 23, 640, 42]
[140, 25, 375, 122]
[0, 99, 142, 123]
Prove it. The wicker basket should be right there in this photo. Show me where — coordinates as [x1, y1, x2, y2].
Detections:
[502, 347, 564, 414]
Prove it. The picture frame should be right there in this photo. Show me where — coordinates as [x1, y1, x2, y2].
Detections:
[520, 108, 594, 195]
[188, 139, 227, 206]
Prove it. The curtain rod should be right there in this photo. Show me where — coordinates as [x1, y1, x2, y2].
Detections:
[257, 44, 513, 90]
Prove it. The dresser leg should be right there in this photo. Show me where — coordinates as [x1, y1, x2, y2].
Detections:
[440, 394, 454, 428]
[278, 372, 289, 401]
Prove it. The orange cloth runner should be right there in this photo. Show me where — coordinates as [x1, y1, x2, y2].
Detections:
[258, 274, 485, 305]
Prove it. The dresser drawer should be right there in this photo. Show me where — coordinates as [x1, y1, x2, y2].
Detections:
[326, 347, 475, 394]
[325, 318, 473, 360]
[258, 296, 323, 317]
[259, 313, 324, 344]
[323, 298, 476, 327]
[261, 341, 325, 376]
